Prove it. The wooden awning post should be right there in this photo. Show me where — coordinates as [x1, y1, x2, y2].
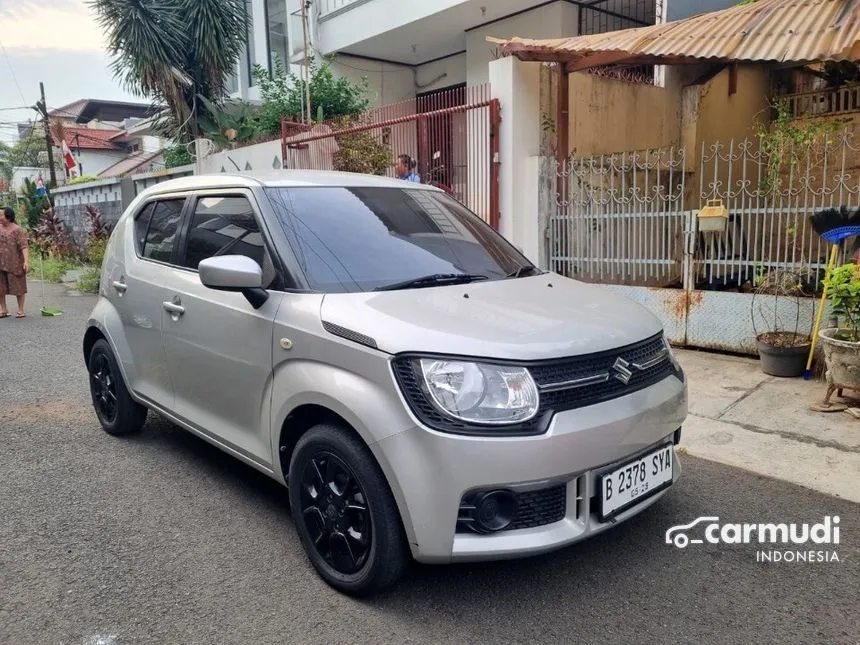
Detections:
[556, 63, 570, 204]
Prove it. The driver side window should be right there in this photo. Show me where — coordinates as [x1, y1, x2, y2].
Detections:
[180, 195, 277, 288]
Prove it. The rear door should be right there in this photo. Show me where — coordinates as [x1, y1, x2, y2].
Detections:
[109, 197, 186, 408]
[160, 191, 283, 466]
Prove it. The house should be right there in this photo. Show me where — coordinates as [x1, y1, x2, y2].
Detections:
[48, 98, 153, 124]
[14, 99, 167, 180]
[231, 0, 740, 106]
[483, 0, 860, 355]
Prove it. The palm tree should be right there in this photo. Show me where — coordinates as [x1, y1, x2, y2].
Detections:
[89, 0, 248, 141]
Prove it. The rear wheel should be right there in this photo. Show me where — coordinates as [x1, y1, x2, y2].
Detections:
[289, 423, 408, 596]
[88, 339, 147, 436]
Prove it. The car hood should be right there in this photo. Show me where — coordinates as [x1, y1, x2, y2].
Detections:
[319, 273, 663, 360]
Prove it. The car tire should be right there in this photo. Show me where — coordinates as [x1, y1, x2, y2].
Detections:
[289, 423, 409, 597]
[87, 339, 147, 436]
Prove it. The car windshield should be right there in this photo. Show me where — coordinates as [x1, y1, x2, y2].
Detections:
[265, 186, 537, 293]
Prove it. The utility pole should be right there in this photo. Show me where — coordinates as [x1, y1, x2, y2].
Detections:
[74, 133, 83, 175]
[34, 82, 57, 188]
[300, 0, 312, 122]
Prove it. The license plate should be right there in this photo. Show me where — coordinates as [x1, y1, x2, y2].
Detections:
[599, 444, 674, 520]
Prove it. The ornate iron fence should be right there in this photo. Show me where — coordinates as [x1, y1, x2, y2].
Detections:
[544, 132, 860, 292]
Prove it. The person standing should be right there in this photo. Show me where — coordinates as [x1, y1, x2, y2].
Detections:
[395, 154, 421, 183]
[0, 206, 29, 318]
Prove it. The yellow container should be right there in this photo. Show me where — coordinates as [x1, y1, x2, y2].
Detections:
[697, 199, 728, 232]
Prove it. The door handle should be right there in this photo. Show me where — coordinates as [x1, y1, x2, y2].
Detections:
[162, 301, 185, 316]
[111, 280, 127, 293]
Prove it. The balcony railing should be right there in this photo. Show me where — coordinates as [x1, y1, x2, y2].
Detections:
[781, 85, 860, 119]
[318, 0, 362, 18]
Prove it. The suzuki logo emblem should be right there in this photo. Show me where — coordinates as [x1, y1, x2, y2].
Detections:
[612, 357, 633, 384]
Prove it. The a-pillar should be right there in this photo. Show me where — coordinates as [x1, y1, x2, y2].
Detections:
[489, 56, 542, 265]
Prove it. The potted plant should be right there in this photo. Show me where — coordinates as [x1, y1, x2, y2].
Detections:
[752, 268, 813, 377]
[818, 263, 860, 403]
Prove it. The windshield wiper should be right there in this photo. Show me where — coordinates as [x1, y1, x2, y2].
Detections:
[374, 273, 489, 292]
[506, 265, 541, 279]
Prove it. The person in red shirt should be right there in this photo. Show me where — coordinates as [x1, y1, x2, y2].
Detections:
[0, 206, 29, 318]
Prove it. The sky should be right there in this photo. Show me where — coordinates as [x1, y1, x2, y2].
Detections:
[0, 0, 140, 143]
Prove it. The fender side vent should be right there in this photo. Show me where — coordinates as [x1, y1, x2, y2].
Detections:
[322, 321, 378, 349]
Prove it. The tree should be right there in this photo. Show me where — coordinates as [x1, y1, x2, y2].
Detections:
[253, 56, 372, 135]
[90, 0, 249, 141]
[0, 142, 10, 181]
[5, 130, 45, 172]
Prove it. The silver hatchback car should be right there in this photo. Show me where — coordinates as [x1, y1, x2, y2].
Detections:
[84, 171, 687, 596]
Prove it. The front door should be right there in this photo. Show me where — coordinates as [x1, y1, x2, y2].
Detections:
[160, 192, 283, 466]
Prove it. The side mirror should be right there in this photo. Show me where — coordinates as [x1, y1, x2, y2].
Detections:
[199, 255, 269, 309]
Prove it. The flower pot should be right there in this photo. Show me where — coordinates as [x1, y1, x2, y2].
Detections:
[818, 328, 860, 395]
[756, 332, 812, 378]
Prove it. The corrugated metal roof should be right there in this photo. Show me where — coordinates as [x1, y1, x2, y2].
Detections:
[489, 0, 860, 69]
[98, 151, 163, 178]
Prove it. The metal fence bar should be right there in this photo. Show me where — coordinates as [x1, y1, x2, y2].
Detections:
[279, 84, 499, 227]
[544, 132, 858, 290]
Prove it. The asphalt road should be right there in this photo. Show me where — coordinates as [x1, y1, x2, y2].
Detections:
[1, 284, 858, 645]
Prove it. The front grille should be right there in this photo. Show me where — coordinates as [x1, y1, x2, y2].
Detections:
[456, 485, 567, 534]
[530, 333, 677, 413]
[392, 332, 679, 436]
[508, 486, 567, 531]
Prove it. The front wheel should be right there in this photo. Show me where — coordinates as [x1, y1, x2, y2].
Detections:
[88, 339, 147, 436]
[288, 424, 409, 596]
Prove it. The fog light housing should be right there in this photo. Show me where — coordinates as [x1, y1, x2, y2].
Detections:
[459, 489, 518, 533]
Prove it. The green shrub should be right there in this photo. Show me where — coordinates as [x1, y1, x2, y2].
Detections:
[31, 256, 77, 283]
[75, 267, 101, 294]
[66, 175, 100, 186]
[87, 237, 108, 267]
[253, 56, 372, 136]
[163, 143, 194, 168]
[824, 263, 860, 341]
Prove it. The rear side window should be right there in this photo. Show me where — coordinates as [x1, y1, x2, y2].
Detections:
[182, 196, 265, 269]
[134, 203, 155, 254]
[141, 199, 185, 263]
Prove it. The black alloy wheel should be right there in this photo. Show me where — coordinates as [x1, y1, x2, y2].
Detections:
[87, 339, 147, 436]
[90, 352, 118, 426]
[298, 451, 372, 574]
[288, 424, 408, 596]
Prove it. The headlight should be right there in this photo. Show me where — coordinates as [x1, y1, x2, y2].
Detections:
[418, 359, 539, 424]
[662, 333, 683, 375]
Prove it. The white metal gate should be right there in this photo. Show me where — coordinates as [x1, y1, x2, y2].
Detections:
[542, 132, 860, 353]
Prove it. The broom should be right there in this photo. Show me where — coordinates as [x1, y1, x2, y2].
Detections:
[804, 206, 860, 379]
[38, 252, 63, 317]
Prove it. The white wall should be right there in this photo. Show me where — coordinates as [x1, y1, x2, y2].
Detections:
[489, 56, 541, 260]
[11, 167, 48, 193]
[330, 52, 469, 108]
[466, 1, 577, 86]
[140, 136, 164, 154]
[332, 54, 416, 106]
[200, 140, 284, 174]
[416, 53, 467, 94]
[77, 150, 128, 177]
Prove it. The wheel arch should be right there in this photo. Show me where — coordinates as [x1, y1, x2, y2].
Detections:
[275, 398, 419, 550]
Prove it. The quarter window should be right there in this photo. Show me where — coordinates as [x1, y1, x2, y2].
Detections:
[182, 196, 266, 270]
[134, 202, 155, 254]
[141, 199, 185, 263]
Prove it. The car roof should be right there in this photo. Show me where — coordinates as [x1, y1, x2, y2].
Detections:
[141, 170, 440, 196]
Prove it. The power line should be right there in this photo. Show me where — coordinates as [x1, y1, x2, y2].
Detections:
[0, 37, 27, 104]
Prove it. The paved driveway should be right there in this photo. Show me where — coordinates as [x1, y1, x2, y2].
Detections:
[1, 285, 857, 645]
